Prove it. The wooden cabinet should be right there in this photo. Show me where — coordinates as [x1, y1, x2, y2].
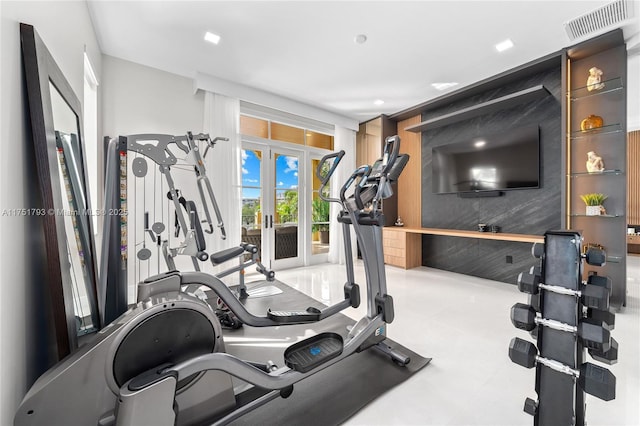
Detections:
[382, 227, 422, 269]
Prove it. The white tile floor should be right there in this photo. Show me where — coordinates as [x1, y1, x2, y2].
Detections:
[265, 256, 640, 426]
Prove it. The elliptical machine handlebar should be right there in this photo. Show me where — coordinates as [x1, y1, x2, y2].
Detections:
[381, 135, 400, 176]
[316, 150, 345, 204]
[316, 150, 345, 186]
[340, 165, 372, 210]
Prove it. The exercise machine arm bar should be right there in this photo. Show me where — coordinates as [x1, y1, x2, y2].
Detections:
[186, 131, 226, 238]
[203, 136, 229, 159]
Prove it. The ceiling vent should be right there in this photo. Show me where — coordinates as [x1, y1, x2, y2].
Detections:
[564, 0, 635, 41]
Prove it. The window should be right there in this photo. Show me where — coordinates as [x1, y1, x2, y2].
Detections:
[240, 114, 334, 150]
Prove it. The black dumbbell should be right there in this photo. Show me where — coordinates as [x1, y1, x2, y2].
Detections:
[517, 272, 609, 311]
[586, 274, 611, 290]
[527, 266, 542, 312]
[523, 397, 538, 416]
[588, 307, 615, 331]
[583, 246, 606, 266]
[531, 242, 544, 259]
[589, 337, 619, 365]
[508, 337, 616, 401]
[510, 303, 611, 352]
[583, 275, 615, 330]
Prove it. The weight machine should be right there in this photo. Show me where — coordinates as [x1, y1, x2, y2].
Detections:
[100, 132, 274, 325]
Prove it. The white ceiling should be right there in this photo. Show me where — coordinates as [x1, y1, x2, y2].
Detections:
[87, 1, 639, 123]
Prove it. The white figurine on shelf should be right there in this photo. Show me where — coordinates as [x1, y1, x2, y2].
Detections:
[586, 67, 605, 91]
[586, 151, 605, 173]
[395, 216, 404, 227]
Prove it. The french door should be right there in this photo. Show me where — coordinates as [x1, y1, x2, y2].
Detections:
[241, 142, 304, 270]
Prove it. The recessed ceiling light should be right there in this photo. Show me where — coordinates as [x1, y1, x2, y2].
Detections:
[495, 38, 514, 52]
[431, 82, 459, 91]
[204, 31, 221, 45]
[474, 140, 486, 148]
[374, 99, 385, 106]
[354, 34, 367, 44]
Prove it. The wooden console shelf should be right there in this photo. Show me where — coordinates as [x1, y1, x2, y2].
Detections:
[396, 227, 543, 243]
[383, 227, 543, 269]
[405, 85, 549, 133]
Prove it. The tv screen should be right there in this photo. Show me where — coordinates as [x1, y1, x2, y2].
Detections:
[432, 124, 540, 194]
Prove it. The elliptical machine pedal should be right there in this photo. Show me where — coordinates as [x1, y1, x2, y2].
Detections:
[284, 333, 344, 373]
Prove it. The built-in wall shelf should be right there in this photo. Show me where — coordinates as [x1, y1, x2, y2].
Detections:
[569, 77, 623, 101]
[569, 123, 622, 139]
[569, 169, 623, 177]
[405, 85, 550, 133]
[570, 213, 623, 218]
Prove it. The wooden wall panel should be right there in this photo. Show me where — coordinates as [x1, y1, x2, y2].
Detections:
[629, 130, 640, 225]
[397, 115, 422, 228]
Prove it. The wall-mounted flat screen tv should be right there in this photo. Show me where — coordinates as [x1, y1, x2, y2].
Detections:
[432, 124, 540, 194]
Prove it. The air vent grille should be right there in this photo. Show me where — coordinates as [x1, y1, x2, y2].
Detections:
[564, 0, 634, 41]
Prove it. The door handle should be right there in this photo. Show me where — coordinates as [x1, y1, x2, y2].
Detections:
[269, 215, 273, 229]
[264, 215, 268, 229]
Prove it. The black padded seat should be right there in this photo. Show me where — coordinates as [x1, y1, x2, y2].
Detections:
[210, 246, 245, 265]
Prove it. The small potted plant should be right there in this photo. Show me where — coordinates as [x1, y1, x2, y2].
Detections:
[580, 193, 607, 216]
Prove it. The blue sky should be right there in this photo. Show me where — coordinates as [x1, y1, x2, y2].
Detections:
[242, 150, 298, 199]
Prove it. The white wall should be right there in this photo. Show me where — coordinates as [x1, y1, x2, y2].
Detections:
[0, 1, 101, 423]
[102, 55, 204, 136]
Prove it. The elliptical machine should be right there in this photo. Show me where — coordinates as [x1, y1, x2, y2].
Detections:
[15, 135, 410, 426]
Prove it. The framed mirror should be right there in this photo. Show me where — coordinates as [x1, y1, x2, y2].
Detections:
[20, 23, 100, 359]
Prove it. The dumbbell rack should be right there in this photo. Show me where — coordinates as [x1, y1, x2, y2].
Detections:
[511, 230, 617, 426]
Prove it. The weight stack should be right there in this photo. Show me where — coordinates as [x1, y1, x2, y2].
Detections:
[510, 230, 617, 426]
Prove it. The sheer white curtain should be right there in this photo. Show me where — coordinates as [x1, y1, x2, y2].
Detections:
[202, 92, 242, 276]
[328, 125, 356, 265]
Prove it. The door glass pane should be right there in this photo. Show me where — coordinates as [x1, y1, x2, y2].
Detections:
[241, 149, 263, 256]
[311, 158, 330, 255]
[274, 153, 298, 259]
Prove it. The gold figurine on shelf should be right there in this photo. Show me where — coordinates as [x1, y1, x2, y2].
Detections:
[586, 151, 605, 173]
[586, 67, 605, 91]
[581, 114, 604, 131]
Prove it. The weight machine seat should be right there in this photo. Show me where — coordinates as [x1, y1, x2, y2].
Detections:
[210, 246, 246, 265]
[112, 308, 216, 390]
